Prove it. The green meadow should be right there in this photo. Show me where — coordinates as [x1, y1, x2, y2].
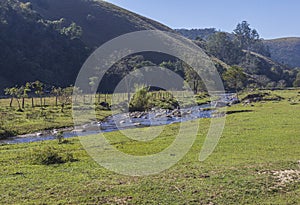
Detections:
[0, 90, 299, 204]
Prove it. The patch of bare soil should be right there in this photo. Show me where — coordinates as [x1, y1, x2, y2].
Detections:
[259, 162, 300, 190]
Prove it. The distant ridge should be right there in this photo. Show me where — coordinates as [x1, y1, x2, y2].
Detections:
[264, 37, 300, 68]
[176, 28, 300, 68]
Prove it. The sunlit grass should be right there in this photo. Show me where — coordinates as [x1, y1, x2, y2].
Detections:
[0, 90, 299, 204]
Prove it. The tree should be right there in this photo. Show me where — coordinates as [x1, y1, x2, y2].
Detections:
[234, 21, 259, 50]
[32, 81, 44, 107]
[4, 86, 23, 111]
[254, 75, 271, 88]
[21, 82, 31, 109]
[184, 65, 205, 94]
[293, 72, 300, 87]
[129, 85, 150, 112]
[223, 66, 247, 99]
[4, 87, 14, 108]
[58, 86, 73, 112]
[233, 21, 270, 56]
[207, 32, 242, 65]
[51, 86, 62, 106]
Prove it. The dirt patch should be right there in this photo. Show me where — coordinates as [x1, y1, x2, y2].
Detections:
[259, 168, 300, 190]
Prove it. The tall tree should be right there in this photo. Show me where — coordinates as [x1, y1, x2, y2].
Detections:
[51, 86, 62, 106]
[234, 21, 259, 50]
[32, 81, 44, 107]
[21, 82, 31, 109]
[58, 86, 73, 113]
[207, 32, 242, 65]
[4, 87, 14, 108]
[4, 86, 22, 111]
[184, 66, 205, 94]
[233, 21, 270, 56]
[223, 66, 247, 99]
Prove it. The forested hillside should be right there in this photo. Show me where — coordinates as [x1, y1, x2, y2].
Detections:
[0, 0, 172, 93]
[0, 0, 90, 90]
[20, 0, 172, 47]
[178, 28, 300, 69]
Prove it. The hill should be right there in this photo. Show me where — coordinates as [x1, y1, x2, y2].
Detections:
[0, 1, 298, 93]
[178, 29, 300, 69]
[264, 37, 300, 68]
[0, 0, 172, 93]
[21, 0, 172, 47]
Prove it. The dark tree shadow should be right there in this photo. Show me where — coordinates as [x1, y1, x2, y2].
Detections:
[226, 110, 253, 115]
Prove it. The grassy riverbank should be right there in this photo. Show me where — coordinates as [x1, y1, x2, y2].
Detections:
[0, 96, 112, 138]
[0, 90, 299, 204]
[0, 92, 210, 138]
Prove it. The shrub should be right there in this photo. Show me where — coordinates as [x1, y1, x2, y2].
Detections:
[29, 146, 76, 165]
[129, 86, 150, 112]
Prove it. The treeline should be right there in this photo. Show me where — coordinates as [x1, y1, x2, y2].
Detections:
[4, 81, 80, 112]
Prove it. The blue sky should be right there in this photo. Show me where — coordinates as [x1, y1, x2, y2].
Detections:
[106, 0, 300, 39]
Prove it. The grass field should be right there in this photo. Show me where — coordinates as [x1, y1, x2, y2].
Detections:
[0, 90, 299, 204]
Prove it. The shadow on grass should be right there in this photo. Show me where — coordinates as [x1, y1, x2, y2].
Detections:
[226, 110, 254, 115]
[0, 129, 17, 140]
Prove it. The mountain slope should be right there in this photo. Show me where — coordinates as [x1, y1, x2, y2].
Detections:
[0, 0, 173, 93]
[264, 37, 300, 68]
[0, 0, 89, 90]
[177, 29, 300, 69]
[21, 0, 173, 47]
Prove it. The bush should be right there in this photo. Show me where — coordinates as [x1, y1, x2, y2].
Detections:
[29, 146, 76, 165]
[129, 86, 150, 112]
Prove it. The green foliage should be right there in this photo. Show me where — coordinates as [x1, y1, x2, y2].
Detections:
[207, 32, 242, 64]
[233, 21, 270, 57]
[57, 86, 76, 112]
[223, 66, 247, 93]
[32, 81, 44, 106]
[60, 22, 83, 40]
[0, 0, 90, 93]
[129, 85, 150, 112]
[29, 146, 75, 165]
[184, 64, 205, 94]
[4, 85, 23, 111]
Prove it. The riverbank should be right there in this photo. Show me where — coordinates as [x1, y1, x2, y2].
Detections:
[0, 90, 297, 141]
[0, 97, 113, 139]
[0, 92, 212, 139]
